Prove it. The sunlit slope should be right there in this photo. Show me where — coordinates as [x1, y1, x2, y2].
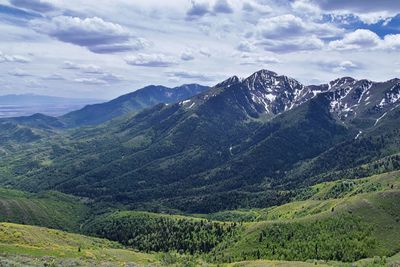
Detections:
[209, 171, 400, 263]
[0, 222, 158, 266]
[0, 188, 89, 231]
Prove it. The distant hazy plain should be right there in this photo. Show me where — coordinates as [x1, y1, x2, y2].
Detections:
[0, 104, 93, 118]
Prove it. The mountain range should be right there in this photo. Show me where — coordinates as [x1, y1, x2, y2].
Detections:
[1, 69, 400, 266]
[0, 69, 398, 213]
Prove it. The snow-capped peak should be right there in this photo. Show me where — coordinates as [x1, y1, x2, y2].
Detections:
[215, 75, 242, 88]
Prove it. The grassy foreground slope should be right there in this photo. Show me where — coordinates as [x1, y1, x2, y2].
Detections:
[228, 252, 400, 267]
[208, 171, 400, 264]
[85, 210, 240, 255]
[0, 222, 158, 266]
[0, 188, 89, 231]
[203, 170, 400, 222]
[213, 191, 400, 263]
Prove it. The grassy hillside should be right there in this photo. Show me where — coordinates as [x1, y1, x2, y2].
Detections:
[209, 182, 400, 263]
[0, 171, 399, 266]
[202, 171, 400, 222]
[0, 188, 89, 231]
[0, 221, 398, 267]
[227, 252, 400, 267]
[85, 210, 240, 255]
[0, 222, 158, 266]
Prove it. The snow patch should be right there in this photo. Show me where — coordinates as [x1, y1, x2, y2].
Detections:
[374, 112, 387, 126]
[355, 131, 362, 140]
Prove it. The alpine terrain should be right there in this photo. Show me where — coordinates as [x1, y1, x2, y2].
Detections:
[0, 69, 399, 266]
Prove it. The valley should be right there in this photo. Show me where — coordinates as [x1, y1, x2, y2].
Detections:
[0, 171, 399, 266]
[0, 70, 399, 266]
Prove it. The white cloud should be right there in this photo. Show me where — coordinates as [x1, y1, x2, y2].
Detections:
[186, 1, 210, 19]
[315, 59, 359, 72]
[251, 14, 344, 53]
[241, 54, 281, 65]
[291, 0, 321, 18]
[74, 78, 108, 85]
[213, 0, 234, 14]
[237, 41, 255, 52]
[242, 1, 271, 13]
[258, 35, 324, 53]
[329, 29, 380, 50]
[62, 61, 103, 74]
[181, 50, 195, 61]
[329, 29, 400, 51]
[309, 0, 400, 24]
[257, 14, 342, 39]
[356, 11, 394, 25]
[42, 73, 65, 80]
[10, 0, 56, 13]
[125, 53, 178, 67]
[62, 61, 123, 83]
[382, 34, 400, 51]
[0, 51, 31, 63]
[199, 48, 211, 57]
[167, 70, 214, 81]
[8, 68, 31, 77]
[1, 0, 399, 99]
[30, 16, 146, 53]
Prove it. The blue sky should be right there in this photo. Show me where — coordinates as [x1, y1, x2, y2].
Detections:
[0, 0, 399, 99]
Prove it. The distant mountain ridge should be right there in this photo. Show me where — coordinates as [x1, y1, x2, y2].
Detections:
[0, 69, 399, 213]
[60, 84, 208, 127]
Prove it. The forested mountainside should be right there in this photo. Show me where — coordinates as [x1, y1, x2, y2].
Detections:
[0, 69, 399, 213]
[1, 69, 400, 266]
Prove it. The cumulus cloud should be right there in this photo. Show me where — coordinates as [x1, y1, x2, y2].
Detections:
[237, 41, 255, 52]
[199, 48, 211, 57]
[0, 51, 31, 63]
[42, 73, 65, 80]
[242, 1, 271, 14]
[329, 29, 380, 50]
[291, 0, 321, 17]
[181, 50, 195, 61]
[258, 35, 324, 53]
[257, 14, 342, 39]
[382, 34, 400, 51]
[98, 73, 123, 83]
[316, 59, 359, 72]
[213, 0, 234, 14]
[10, 0, 56, 13]
[30, 16, 146, 53]
[186, 1, 210, 19]
[241, 55, 281, 65]
[62, 61, 103, 73]
[311, 0, 400, 14]
[8, 68, 31, 76]
[125, 53, 177, 67]
[252, 14, 343, 53]
[329, 29, 400, 51]
[167, 70, 214, 81]
[309, 0, 400, 24]
[63, 61, 123, 83]
[74, 78, 108, 85]
[241, 1, 272, 24]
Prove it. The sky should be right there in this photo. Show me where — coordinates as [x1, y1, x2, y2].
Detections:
[0, 0, 399, 99]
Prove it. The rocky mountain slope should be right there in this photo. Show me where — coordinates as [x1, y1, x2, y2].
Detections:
[0, 69, 398, 213]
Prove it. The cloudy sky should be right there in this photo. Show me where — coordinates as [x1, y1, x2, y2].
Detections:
[0, 0, 399, 99]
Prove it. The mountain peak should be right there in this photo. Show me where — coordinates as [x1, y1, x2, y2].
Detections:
[244, 69, 278, 84]
[328, 77, 357, 89]
[252, 69, 278, 77]
[215, 75, 241, 88]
